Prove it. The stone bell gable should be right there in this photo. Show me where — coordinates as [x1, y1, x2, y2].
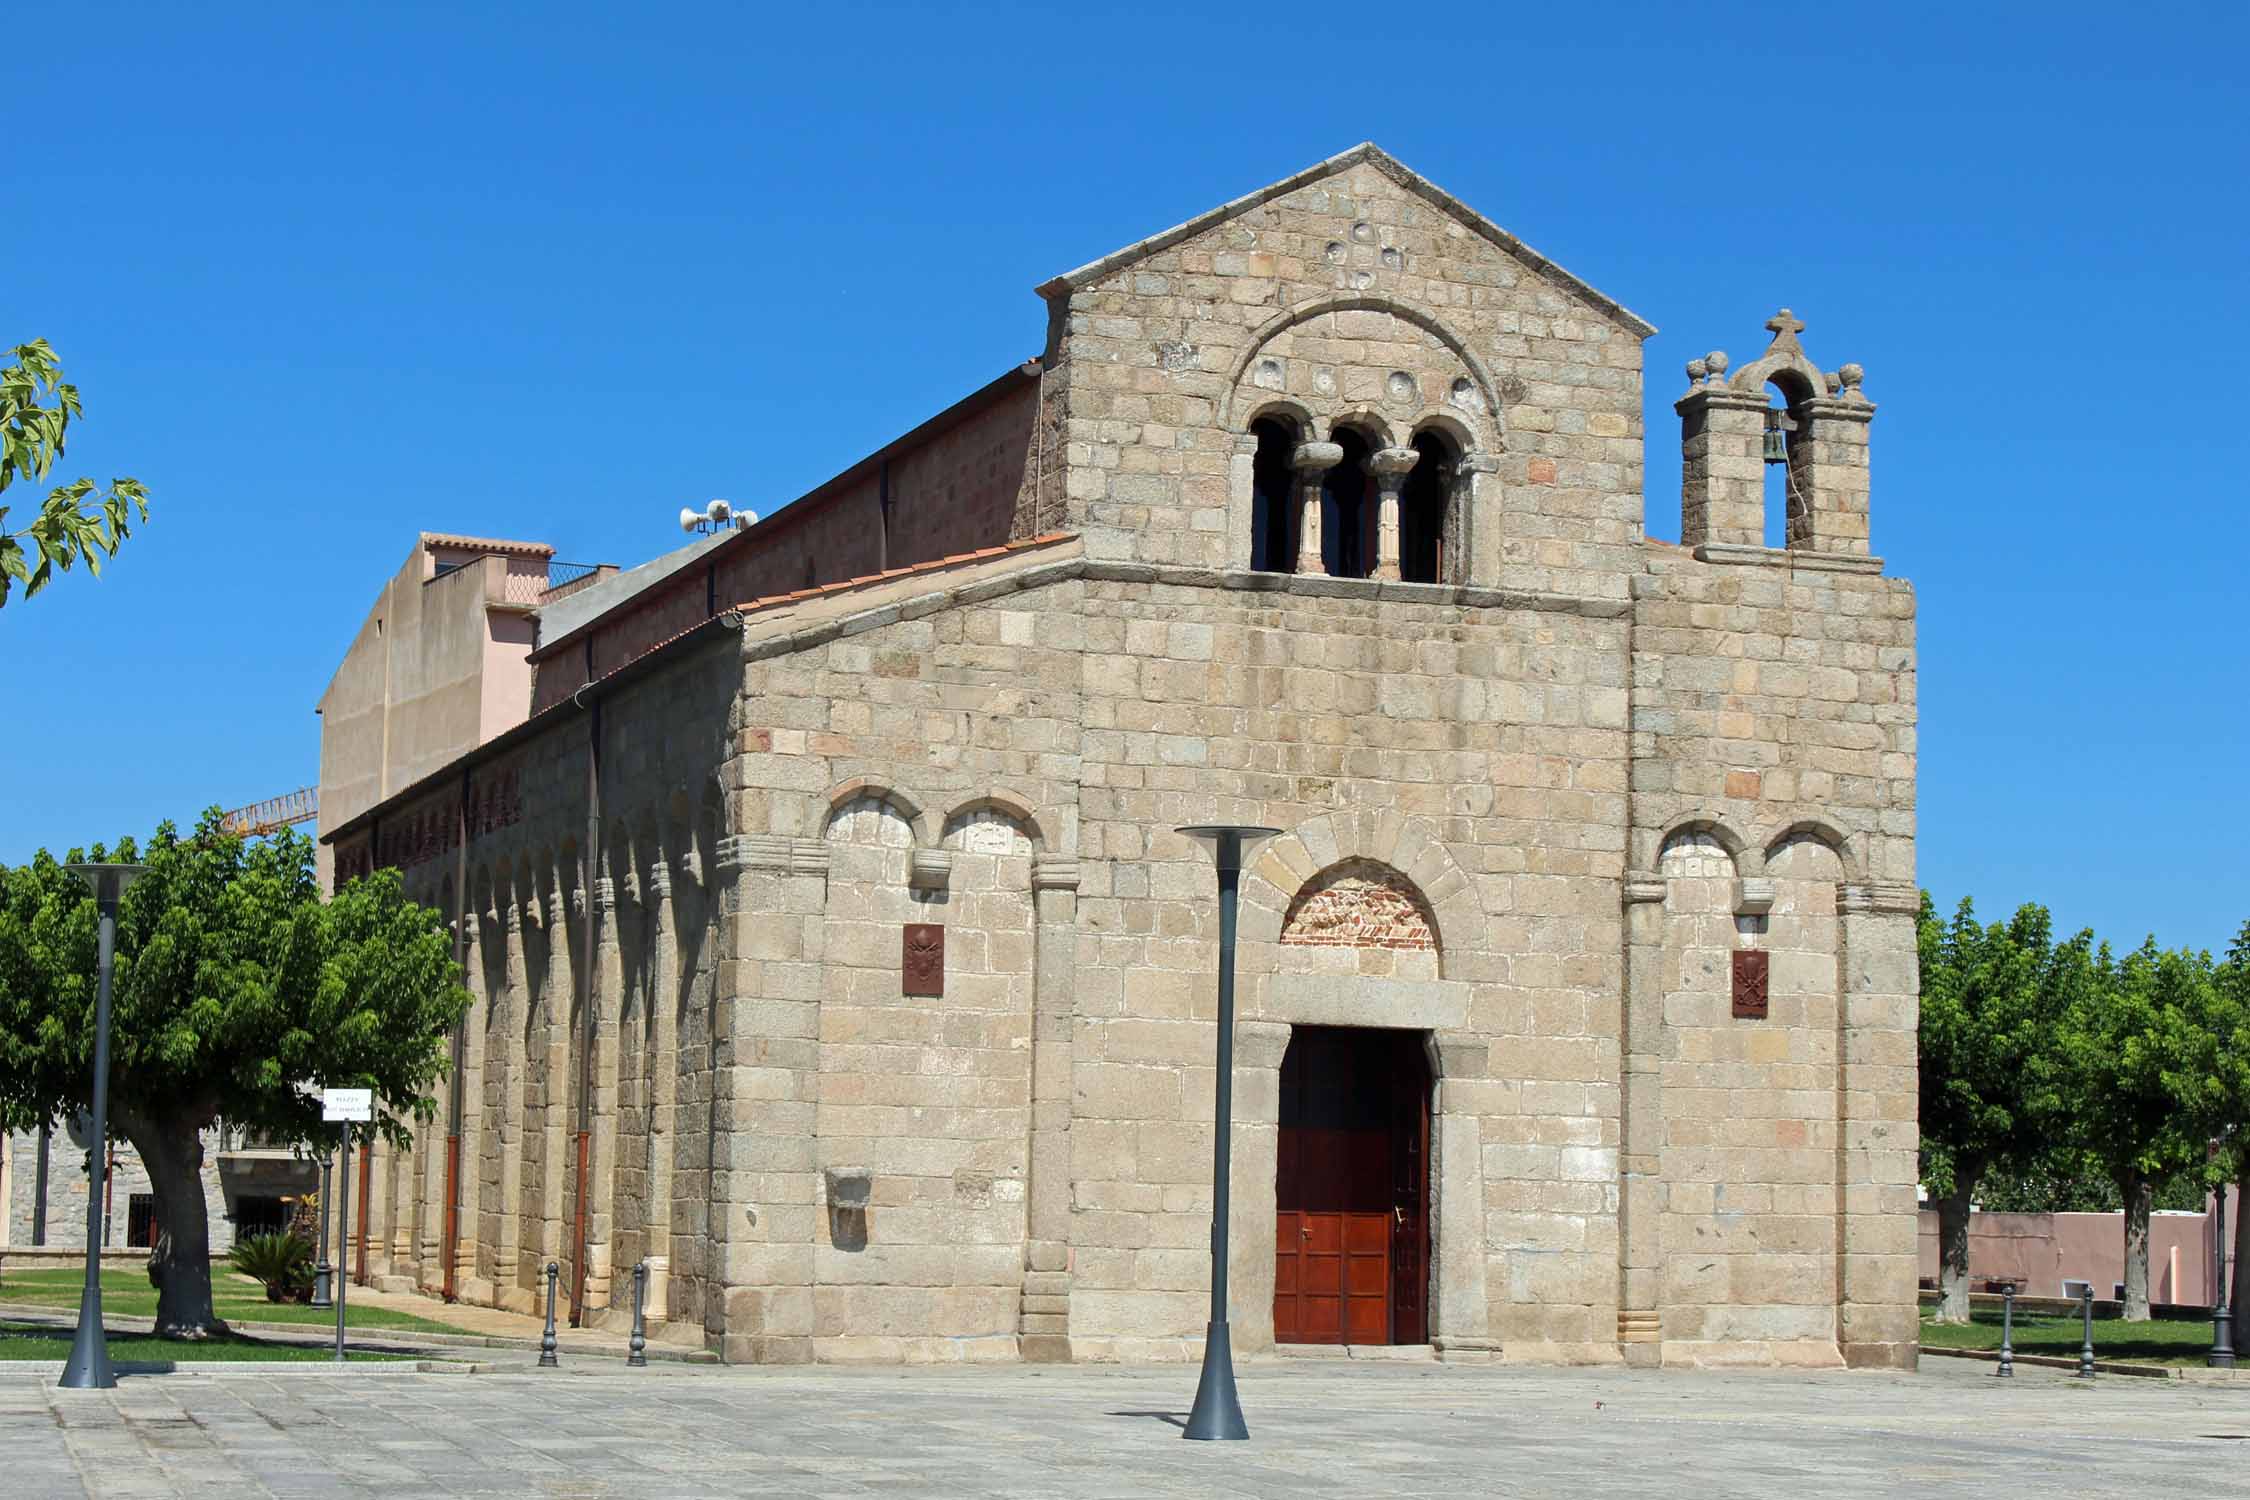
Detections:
[1036, 143, 1654, 598]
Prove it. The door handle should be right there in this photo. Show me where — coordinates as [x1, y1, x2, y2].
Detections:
[1394, 1206, 1404, 1225]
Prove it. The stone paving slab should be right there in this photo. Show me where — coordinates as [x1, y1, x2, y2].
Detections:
[2, 1357, 2246, 1498]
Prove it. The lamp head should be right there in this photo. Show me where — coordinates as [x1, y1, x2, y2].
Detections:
[64, 863, 146, 904]
[1174, 825, 1282, 872]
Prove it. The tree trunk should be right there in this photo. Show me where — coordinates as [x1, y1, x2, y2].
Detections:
[2120, 1170, 2153, 1322]
[1933, 1157, 1985, 1324]
[114, 1109, 225, 1339]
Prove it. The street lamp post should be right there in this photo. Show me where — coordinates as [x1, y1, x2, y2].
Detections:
[58, 862, 146, 1392]
[1175, 824, 1280, 1444]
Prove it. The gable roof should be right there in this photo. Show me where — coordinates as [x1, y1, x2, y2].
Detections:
[1036, 142, 1656, 339]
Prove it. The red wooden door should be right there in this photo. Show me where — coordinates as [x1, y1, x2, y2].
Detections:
[1274, 1027, 1430, 1345]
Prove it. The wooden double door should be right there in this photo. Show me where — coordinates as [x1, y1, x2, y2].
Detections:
[1273, 1026, 1432, 1345]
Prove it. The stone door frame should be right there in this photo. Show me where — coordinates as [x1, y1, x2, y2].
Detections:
[1228, 981, 1493, 1359]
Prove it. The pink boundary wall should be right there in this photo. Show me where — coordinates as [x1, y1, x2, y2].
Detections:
[1917, 1187, 2241, 1304]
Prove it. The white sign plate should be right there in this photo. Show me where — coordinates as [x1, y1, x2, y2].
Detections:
[321, 1088, 374, 1123]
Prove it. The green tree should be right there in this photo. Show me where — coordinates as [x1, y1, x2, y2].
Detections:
[2057, 935, 2221, 1320]
[2189, 920, 2250, 1351]
[1916, 895, 2070, 1321]
[0, 814, 467, 1337]
[2, 338, 150, 607]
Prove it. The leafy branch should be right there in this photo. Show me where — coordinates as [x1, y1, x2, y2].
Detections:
[1, 338, 151, 607]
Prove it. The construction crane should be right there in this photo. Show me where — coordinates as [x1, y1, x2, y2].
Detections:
[218, 787, 318, 837]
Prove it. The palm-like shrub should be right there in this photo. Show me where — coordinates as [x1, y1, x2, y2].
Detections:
[230, 1231, 313, 1303]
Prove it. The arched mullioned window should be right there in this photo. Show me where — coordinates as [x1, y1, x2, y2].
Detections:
[1401, 428, 1456, 585]
[1249, 416, 1298, 573]
[1323, 427, 1376, 579]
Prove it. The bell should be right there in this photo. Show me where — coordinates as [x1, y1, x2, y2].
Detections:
[1762, 427, 1789, 464]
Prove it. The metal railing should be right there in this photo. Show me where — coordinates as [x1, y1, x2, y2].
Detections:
[546, 561, 601, 590]
[539, 561, 608, 603]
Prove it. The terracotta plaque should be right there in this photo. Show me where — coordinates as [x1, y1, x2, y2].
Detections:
[1732, 949, 1769, 1019]
[903, 923, 945, 996]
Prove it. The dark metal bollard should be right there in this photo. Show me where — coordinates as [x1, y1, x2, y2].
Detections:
[1996, 1284, 2015, 1378]
[2212, 1184, 2235, 1370]
[2077, 1285, 2096, 1378]
[310, 1149, 334, 1309]
[628, 1260, 648, 1368]
[539, 1261, 561, 1369]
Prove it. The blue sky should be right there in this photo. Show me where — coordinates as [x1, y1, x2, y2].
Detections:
[7, 3, 2244, 951]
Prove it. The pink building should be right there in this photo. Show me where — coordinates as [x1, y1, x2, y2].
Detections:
[314, 534, 613, 887]
[1917, 1186, 2243, 1305]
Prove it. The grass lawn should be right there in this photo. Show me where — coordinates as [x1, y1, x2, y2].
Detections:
[1920, 1308, 2222, 1366]
[0, 1320, 410, 1363]
[0, 1267, 465, 1334]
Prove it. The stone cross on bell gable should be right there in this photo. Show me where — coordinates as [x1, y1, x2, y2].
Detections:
[1763, 308, 1806, 350]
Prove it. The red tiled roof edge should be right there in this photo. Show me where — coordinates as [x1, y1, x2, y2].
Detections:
[729, 532, 1076, 617]
[420, 532, 556, 558]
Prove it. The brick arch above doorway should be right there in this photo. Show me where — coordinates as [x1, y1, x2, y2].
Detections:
[1282, 858, 1438, 952]
[1238, 811, 1485, 981]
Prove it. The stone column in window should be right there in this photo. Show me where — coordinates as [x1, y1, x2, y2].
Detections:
[1291, 441, 1342, 576]
[1370, 446, 1421, 581]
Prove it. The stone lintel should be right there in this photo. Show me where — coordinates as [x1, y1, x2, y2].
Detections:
[1674, 385, 1772, 418]
[1256, 973, 1469, 1032]
[1067, 558, 1635, 619]
[1803, 395, 1876, 422]
[1692, 542, 1885, 575]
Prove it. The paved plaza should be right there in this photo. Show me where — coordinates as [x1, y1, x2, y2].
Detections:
[4, 1355, 2246, 1498]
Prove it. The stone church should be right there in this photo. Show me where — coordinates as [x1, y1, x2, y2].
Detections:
[320, 144, 1921, 1369]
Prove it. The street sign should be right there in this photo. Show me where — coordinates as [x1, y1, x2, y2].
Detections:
[321, 1088, 373, 1122]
